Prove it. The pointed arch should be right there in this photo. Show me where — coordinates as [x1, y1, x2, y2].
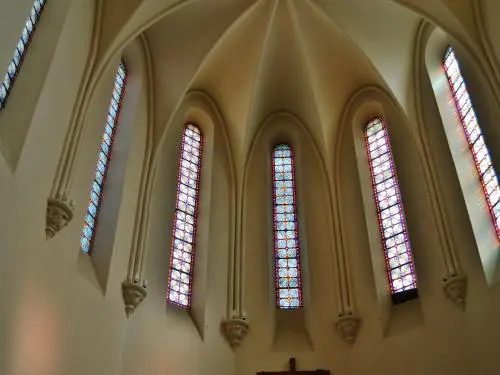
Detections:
[337, 86, 434, 335]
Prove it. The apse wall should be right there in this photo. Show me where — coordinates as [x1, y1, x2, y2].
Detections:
[337, 87, 473, 375]
[0, 1, 130, 374]
[0, 1, 155, 373]
[237, 112, 342, 374]
[236, 88, 500, 375]
[2, 2, 500, 375]
[0, 0, 76, 170]
[120, 93, 234, 375]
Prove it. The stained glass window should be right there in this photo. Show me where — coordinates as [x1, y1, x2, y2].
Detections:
[0, 0, 47, 108]
[365, 118, 418, 303]
[443, 47, 500, 239]
[167, 124, 203, 308]
[80, 62, 127, 254]
[272, 144, 303, 309]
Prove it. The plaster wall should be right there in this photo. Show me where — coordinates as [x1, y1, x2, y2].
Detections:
[1, 1, 500, 375]
[120, 102, 234, 375]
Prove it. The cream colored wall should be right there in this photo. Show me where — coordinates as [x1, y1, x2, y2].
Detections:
[2, 1, 500, 375]
[236, 92, 500, 375]
[120, 97, 234, 375]
[0, 10, 151, 375]
[238, 113, 339, 371]
[0, 0, 234, 373]
[234, 16, 500, 375]
[0, 0, 75, 170]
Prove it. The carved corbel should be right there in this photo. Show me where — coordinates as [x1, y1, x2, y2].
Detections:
[335, 313, 361, 345]
[443, 274, 467, 309]
[46, 196, 74, 239]
[221, 317, 249, 348]
[121, 279, 148, 318]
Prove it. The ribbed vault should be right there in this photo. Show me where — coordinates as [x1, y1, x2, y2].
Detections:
[91, 0, 484, 163]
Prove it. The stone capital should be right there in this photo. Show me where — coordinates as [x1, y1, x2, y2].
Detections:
[221, 317, 249, 348]
[335, 313, 361, 345]
[46, 197, 74, 239]
[443, 274, 467, 309]
[122, 279, 148, 318]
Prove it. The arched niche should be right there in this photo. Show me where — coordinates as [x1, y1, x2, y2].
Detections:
[421, 24, 500, 286]
[71, 36, 148, 294]
[143, 90, 234, 340]
[242, 111, 336, 353]
[0, 0, 94, 171]
[338, 86, 442, 337]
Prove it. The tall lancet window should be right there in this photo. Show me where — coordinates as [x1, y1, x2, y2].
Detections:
[0, 0, 47, 108]
[365, 118, 418, 303]
[272, 144, 303, 309]
[443, 47, 500, 239]
[80, 61, 127, 254]
[167, 124, 203, 308]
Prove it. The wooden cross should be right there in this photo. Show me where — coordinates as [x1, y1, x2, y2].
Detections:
[257, 358, 330, 375]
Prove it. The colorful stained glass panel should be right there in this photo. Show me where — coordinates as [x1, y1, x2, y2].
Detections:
[365, 118, 418, 295]
[167, 124, 203, 308]
[443, 47, 500, 239]
[80, 62, 126, 254]
[0, 0, 46, 108]
[272, 144, 303, 308]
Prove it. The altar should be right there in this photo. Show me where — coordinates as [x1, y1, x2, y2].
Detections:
[257, 358, 330, 375]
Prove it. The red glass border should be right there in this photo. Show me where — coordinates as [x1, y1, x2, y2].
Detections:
[80, 61, 127, 254]
[443, 46, 500, 240]
[166, 123, 204, 308]
[272, 144, 303, 309]
[364, 118, 418, 296]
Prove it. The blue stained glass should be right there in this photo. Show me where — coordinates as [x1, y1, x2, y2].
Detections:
[86, 214, 94, 228]
[272, 144, 303, 309]
[7, 62, 16, 77]
[80, 61, 126, 254]
[17, 40, 25, 56]
[95, 171, 104, 185]
[97, 161, 105, 174]
[103, 132, 111, 145]
[98, 151, 107, 164]
[3, 76, 11, 91]
[101, 142, 109, 155]
[83, 224, 93, 237]
[81, 237, 90, 253]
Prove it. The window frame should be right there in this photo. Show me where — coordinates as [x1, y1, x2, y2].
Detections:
[364, 117, 418, 304]
[80, 61, 127, 255]
[166, 123, 204, 309]
[443, 46, 500, 241]
[271, 143, 304, 309]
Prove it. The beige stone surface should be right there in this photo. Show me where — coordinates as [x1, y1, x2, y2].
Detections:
[0, 1, 500, 375]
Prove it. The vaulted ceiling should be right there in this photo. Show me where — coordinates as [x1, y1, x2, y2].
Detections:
[95, 0, 481, 160]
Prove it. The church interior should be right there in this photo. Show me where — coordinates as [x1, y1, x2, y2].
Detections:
[1, 0, 500, 374]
